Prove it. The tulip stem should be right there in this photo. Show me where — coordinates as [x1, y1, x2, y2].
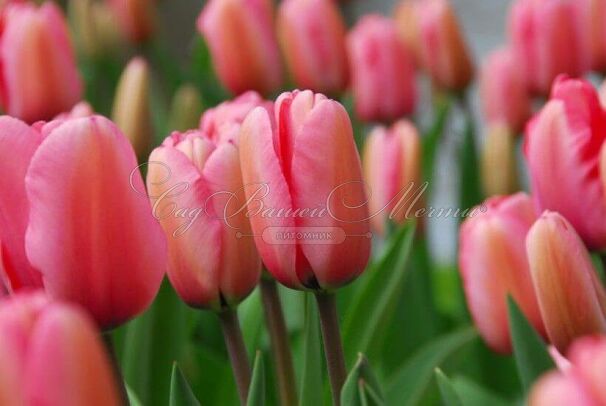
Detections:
[102, 332, 130, 405]
[315, 292, 346, 406]
[260, 277, 297, 406]
[218, 308, 251, 405]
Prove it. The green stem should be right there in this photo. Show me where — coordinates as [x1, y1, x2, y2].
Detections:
[218, 308, 251, 405]
[102, 332, 130, 405]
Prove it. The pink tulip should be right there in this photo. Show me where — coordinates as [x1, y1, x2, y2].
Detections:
[107, 0, 155, 43]
[526, 212, 606, 354]
[574, 0, 606, 72]
[197, 0, 283, 96]
[599, 79, 606, 109]
[508, 0, 589, 95]
[54, 102, 94, 120]
[416, 0, 475, 91]
[239, 90, 371, 290]
[394, 0, 422, 67]
[459, 193, 545, 353]
[347, 15, 416, 123]
[0, 2, 83, 123]
[147, 99, 263, 309]
[0, 293, 122, 405]
[363, 120, 421, 235]
[480, 47, 531, 133]
[24, 116, 167, 329]
[277, 0, 349, 95]
[524, 76, 606, 249]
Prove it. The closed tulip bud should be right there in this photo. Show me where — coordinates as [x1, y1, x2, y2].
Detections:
[24, 116, 167, 329]
[107, 0, 155, 43]
[0, 293, 121, 405]
[112, 57, 152, 161]
[240, 90, 371, 290]
[481, 124, 518, 197]
[197, 0, 283, 96]
[459, 193, 544, 353]
[417, 0, 474, 91]
[0, 2, 83, 123]
[68, 0, 121, 58]
[526, 212, 606, 354]
[363, 120, 421, 235]
[347, 15, 416, 123]
[480, 48, 531, 133]
[525, 77, 606, 249]
[168, 84, 204, 133]
[394, 0, 422, 66]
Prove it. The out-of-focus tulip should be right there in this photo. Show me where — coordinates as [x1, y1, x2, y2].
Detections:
[347, 15, 416, 123]
[147, 133, 261, 309]
[575, 0, 606, 72]
[526, 212, 606, 354]
[394, 0, 421, 66]
[240, 90, 371, 290]
[0, 293, 121, 405]
[0, 2, 83, 123]
[481, 124, 518, 196]
[524, 76, 606, 249]
[69, 0, 121, 58]
[197, 0, 283, 96]
[599, 80, 606, 109]
[480, 48, 531, 133]
[112, 57, 152, 160]
[277, 0, 349, 95]
[459, 193, 544, 353]
[24, 116, 167, 329]
[363, 120, 421, 235]
[509, 0, 588, 95]
[416, 0, 474, 91]
[168, 84, 204, 132]
[107, 0, 155, 43]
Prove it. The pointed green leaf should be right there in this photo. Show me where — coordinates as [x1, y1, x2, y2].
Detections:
[507, 297, 555, 392]
[341, 354, 384, 406]
[247, 351, 266, 406]
[170, 363, 200, 406]
[299, 295, 323, 406]
[126, 384, 143, 406]
[451, 376, 510, 406]
[458, 99, 482, 211]
[423, 94, 452, 188]
[435, 369, 463, 406]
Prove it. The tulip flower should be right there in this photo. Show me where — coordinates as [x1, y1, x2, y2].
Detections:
[524, 76, 606, 249]
[394, 0, 422, 66]
[459, 193, 544, 353]
[363, 120, 421, 235]
[24, 116, 167, 329]
[574, 0, 606, 72]
[0, 2, 83, 123]
[526, 212, 606, 354]
[347, 15, 416, 123]
[416, 0, 474, 91]
[509, 0, 589, 95]
[277, 0, 349, 95]
[55, 101, 94, 120]
[480, 48, 531, 133]
[481, 124, 518, 196]
[197, 0, 283, 96]
[107, 0, 155, 43]
[0, 293, 122, 405]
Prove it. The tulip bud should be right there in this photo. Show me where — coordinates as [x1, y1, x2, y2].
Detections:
[347, 15, 416, 123]
[112, 57, 152, 161]
[524, 76, 606, 249]
[0, 2, 83, 122]
[416, 0, 474, 91]
[277, 0, 349, 95]
[197, 0, 283, 96]
[107, 0, 155, 43]
[394, 0, 421, 66]
[168, 84, 204, 133]
[526, 212, 606, 354]
[240, 90, 371, 290]
[24, 116, 167, 329]
[480, 48, 531, 133]
[481, 124, 518, 197]
[575, 0, 606, 72]
[68, 0, 121, 58]
[363, 120, 421, 235]
[459, 193, 544, 353]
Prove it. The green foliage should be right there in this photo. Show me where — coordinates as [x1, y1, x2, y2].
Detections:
[247, 352, 266, 406]
[299, 295, 324, 406]
[435, 369, 463, 406]
[169, 364, 200, 406]
[341, 354, 385, 406]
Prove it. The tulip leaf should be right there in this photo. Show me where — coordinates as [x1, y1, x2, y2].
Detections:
[507, 297, 555, 393]
[423, 93, 452, 188]
[435, 369, 463, 406]
[247, 351, 266, 406]
[450, 376, 511, 406]
[126, 384, 143, 406]
[341, 354, 385, 406]
[169, 363, 201, 406]
[458, 96, 482, 211]
[299, 294, 324, 406]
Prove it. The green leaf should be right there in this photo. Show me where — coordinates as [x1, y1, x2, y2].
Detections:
[342, 222, 416, 363]
[451, 376, 511, 406]
[423, 94, 452, 189]
[435, 369, 463, 406]
[458, 97, 483, 211]
[341, 354, 385, 406]
[170, 363, 201, 406]
[507, 297, 555, 392]
[386, 327, 477, 405]
[247, 351, 266, 406]
[126, 384, 143, 406]
[299, 295, 324, 406]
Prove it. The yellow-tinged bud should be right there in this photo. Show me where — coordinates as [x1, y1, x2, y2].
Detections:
[68, 0, 122, 58]
[481, 124, 518, 196]
[168, 84, 204, 132]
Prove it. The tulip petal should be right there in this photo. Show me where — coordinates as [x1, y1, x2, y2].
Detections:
[529, 371, 594, 406]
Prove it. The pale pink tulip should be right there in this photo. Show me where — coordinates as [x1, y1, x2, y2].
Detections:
[107, 0, 155, 43]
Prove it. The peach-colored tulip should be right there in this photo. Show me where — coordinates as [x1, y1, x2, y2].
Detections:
[459, 193, 544, 353]
[575, 0, 606, 72]
[394, 0, 422, 66]
[197, 0, 283, 96]
[107, 0, 154, 43]
[509, 0, 589, 95]
[363, 120, 421, 235]
[416, 0, 474, 91]
[147, 98, 264, 310]
[480, 48, 531, 133]
[524, 76, 606, 249]
[277, 0, 349, 95]
[526, 212, 606, 354]
[24, 116, 167, 329]
[240, 90, 371, 290]
[0, 293, 121, 405]
[0, 2, 83, 123]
